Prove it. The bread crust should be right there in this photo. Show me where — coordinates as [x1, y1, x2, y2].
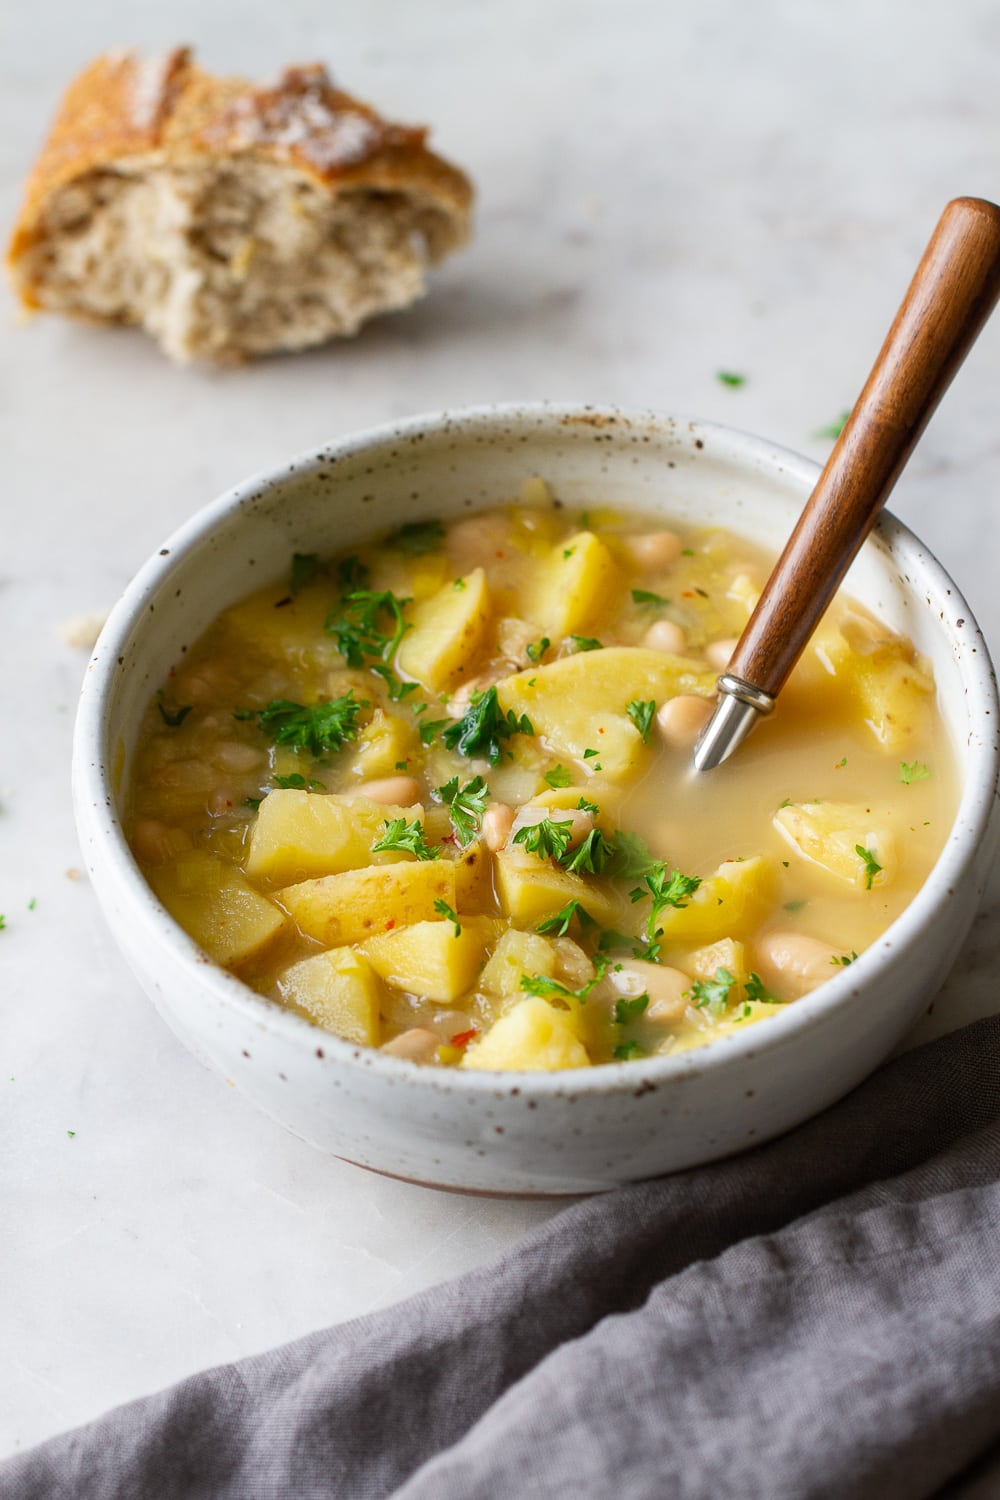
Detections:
[8, 48, 473, 297]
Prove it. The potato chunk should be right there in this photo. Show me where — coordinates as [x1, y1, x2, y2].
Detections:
[496, 648, 715, 779]
[148, 851, 286, 966]
[461, 996, 590, 1071]
[682, 937, 748, 987]
[480, 928, 560, 997]
[277, 948, 381, 1045]
[395, 567, 491, 692]
[245, 790, 424, 886]
[494, 848, 623, 929]
[278, 861, 457, 945]
[653, 856, 775, 947]
[528, 531, 620, 637]
[773, 802, 895, 890]
[363, 918, 491, 1002]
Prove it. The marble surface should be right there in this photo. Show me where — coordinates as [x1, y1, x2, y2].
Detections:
[3, 0, 1000, 1461]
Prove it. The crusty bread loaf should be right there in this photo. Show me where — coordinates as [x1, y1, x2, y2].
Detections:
[7, 48, 473, 363]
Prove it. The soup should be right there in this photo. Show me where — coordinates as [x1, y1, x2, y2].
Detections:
[126, 488, 955, 1070]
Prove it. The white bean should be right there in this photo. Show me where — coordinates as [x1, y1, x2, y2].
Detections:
[755, 931, 841, 999]
[620, 531, 682, 572]
[207, 788, 237, 817]
[357, 776, 422, 806]
[482, 803, 515, 851]
[610, 961, 690, 1025]
[131, 819, 192, 864]
[380, 1028, 441, 1063]
[213, 741, 266, 774]
[642, 620, 687, 655]
[656, 695, 714, 749]
[508, 804, 593, 848]
[705, 637, 739, 672]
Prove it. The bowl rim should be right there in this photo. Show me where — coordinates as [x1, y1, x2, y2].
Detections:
[73, 400, 1000, 1096]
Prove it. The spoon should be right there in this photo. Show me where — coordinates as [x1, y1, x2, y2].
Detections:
[693, 195, 1000, 772]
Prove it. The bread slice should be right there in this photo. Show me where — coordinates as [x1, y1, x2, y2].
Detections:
[7, 48, 473, 363]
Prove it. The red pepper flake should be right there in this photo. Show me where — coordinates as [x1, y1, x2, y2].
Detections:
[682, 590, 695, 598]
[450, 1027, 479, 1049]
[385, 919, 396, 930]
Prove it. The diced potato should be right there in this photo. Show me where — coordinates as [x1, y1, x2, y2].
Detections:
[494, 848, 624, 929]
[681, 937, 748, 987]
[528, 531, 620, 637]
[653, 856, 776, 947]
[148, 851, 286, 967]
[480, 928, 559, 997]
[278, 861, 458, 946]
[277, 948, 381, 1045]
[363, 918, 491, 1002]
[217, 589, 341, 675]
[245, 790, 424, 886]
[452, 841, 494, 912]
[395, 567, 491, 692]
[461, 996, 590, 1071]
[496, 648, 716, 779]
[348, 708, 419, 780]
[774, 802, 895, 890]
[802, 619, 934, 746]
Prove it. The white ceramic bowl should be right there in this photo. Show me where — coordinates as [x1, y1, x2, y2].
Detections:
[73, 404, 1000, 1195]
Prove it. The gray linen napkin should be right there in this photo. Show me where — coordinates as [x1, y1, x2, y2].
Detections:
[5, 1016, 1000, 1500]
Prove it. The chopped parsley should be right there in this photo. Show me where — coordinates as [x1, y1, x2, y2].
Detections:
[453, 578, 467, 592]
[544, 764, 573, 788]
[419, 719, 449, 746]
[157, 702, 192, 728]
[689, 967, 735, 1014]
[613, 992, 650, 1026]
[716, 371, 746, 388]
[831, 951, 859, 967]
[577, 795, 600, 815]
[256, 694, 364, 757]
[783, 899, 808, 913]
[27, 899, 36, 912]
[583, 748, 599, 760]
[437, 775, 490, 846]
[626, 698, 656, 743]
[900, 760, 930, 784]
[855, 843, 883, 890]
[813, 410, 851, 441]
[526, 637, 550, 664]
[290, 552, 321, 595]
[0, 915, 5, 932]
[630, 864, 701, 961]
[337, 555, 371, 593]
[325, 588, 410, 667]
[434, 898, 462, 936]
[744, 972, 782, 1004]
[613, 1039, 647, 1061]
[562, 828, 614, 876]
[605, 830, 657, 881]
[519, 954, 609, 1005]
[272, 772, 326, 791]
[245, 797, 264, 811]
[562, 547, 576, 560]
[631, 588, 670, 608]
[388, 519, 445, 555]
[441, 687, 533, 766]
[372, 817, 439, 861]
[567, 635, 603, 653]
[536, 899, 597, 937]
[370, 664, 419, 701]
[513, 817, 574, 862]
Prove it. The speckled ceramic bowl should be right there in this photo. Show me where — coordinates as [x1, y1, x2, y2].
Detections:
[73, 405, 1000, 1194]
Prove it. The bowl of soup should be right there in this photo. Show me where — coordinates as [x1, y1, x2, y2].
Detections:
[73, 405, 1000, 1193]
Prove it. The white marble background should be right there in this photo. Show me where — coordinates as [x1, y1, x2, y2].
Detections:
[3, 0, 999, 1461]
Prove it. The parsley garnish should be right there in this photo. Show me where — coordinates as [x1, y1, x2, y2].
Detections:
[583, 748, 599, 759]
[273, 772, 326, 791]
[256, 695, 364, 757]
[157, 702, 192, 728]
[325, 589, 410, 667]
[745, 972, 782, 1004]
[453, 578, 467, 592]
[562, 828, 614, 876]
[597, 928, 640, 954]
[388, 519, 445, 555]
[437, 775, 490, 846]
[0, 915, 5, 931]
[418, 718, 449, 746]
[813, 410, 851, 440]
[783, 899, 807, 913]
[831, 951, 859, 967]
[631, 588, 670, 608]
[613, 992, 650, 1026]
[900, 761, 930, 784]
[562, 547, 576, 560]
[245, 797, 263, 811]
[567, 636, 603, 653]
[716, 371, 746, 388]
[441, 687, 533, 766]
[613, 1039, 647, 1061]
[434, 898, 462, 936]
[537, 899, 596, 937]
[337, 556, 371, 593]
[626, 698, 656, 743]
[526, 637, 550, 664]
[290, 552, 320, 595]
[371, 664, 419, 702]
[605, 830, 656, 881]
[577, 795, 600, 814]
[544, 764, 573, 788]
[855, 843, 883, 890]
[513, 817, 574, 862]
[519, 954, 609, 1005]
[372, 818, 439, 861]
[630, 864, 701, 961]
[689, 967, 735, 1014]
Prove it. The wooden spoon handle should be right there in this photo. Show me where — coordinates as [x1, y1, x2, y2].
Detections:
[729, 196, 1000, 698]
